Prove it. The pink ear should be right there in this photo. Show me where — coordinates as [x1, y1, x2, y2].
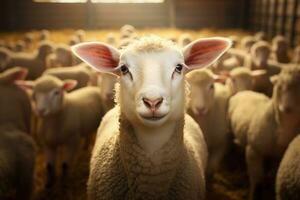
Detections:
[62, 80, 77, 91]
[15, 80, 34, 90]
[251, 69, 267, 77]
[183, 37, 232, 70]
[71, 42, 120, 73]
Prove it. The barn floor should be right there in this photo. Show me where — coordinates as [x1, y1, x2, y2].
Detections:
[1, 28, 276, 200]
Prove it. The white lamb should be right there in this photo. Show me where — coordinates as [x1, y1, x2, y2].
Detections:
[18, 75, 103, 187]
[186, 69, 231, 179]
[72, 35, 231, 199]
[228, 65, 300, 200]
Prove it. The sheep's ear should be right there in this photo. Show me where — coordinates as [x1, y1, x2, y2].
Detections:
[0, 67, 28, 84]
[15, 80, 34, 90]
[183, 37, 231, 71]
[71, 42, 120, 73]
[62, 79, 77, 91]
[270, 75, 278, 84]
[251, 69, 267, 77]
[212, 74, 228, 84]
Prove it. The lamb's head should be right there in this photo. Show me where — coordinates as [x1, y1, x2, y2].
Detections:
[0, 67, 28, 85]
[72, 36, 231, 127]
[272, 35, 289, 53]
[251, 41, 271, 68]
[38, 41, 54, 59]
[272, 66, 300, 115]
[227, 67, 266, 95]
[186, 69, 222, 116]
[17, 75, 77, 117]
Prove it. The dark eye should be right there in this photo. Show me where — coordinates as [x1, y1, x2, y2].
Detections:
[54, 90, 60, 95]
[210, 84, 214, 90]
[175, 64, 183, 74]
[120, 64, 129, 75]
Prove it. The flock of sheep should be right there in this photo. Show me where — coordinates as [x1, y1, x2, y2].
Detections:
[0, 25, 300, 200]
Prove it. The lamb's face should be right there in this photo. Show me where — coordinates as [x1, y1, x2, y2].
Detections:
[72, 36, 231, 128]
[251, 43, 270, 67]
[187, 70, 215, 116]
[118, 49, 185, 126]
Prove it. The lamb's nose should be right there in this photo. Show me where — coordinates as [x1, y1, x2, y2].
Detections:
[142, 97, 163, 112]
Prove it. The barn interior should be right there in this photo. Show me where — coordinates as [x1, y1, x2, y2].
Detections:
[0, 0, 300, 200]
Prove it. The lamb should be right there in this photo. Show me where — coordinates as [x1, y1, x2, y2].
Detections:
[0, 67, 36, 200]
[226, 67, 267, 95]
[186, 69, 231, 179]
[254, 31, 267, 41]
[240, 36, 256, 53]
[43, 63, 92, 90]
[228, 65, 300, 200]
[46, 44, 74, 68]
[40, 29, 50, 41]
[272, 35, 290, 64]
[68, 35, 80, 46]
[245, 41, 282, 97]
[72, 35, 231, 199]
[178, 33, 192, 47]
[75, 29, 86, 42]
[23, 33, 34, 49]
[4, 41, 54, 80]
[276, 134, 300, 200]
[14, 40, 26, 52]
[18, 75, 103, 187]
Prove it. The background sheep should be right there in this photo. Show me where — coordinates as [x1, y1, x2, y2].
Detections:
[18, 75, 103, 187]
[0, 67, 36, 200]
[187, 69, 231, 180]
[72, 36, 232, 199]
[276, 134, 300, 200]
[228, 65, 300, 200]
[272, 35, 290, 64]
[4, 41, 54, 80]
[98, 73, 117, 112]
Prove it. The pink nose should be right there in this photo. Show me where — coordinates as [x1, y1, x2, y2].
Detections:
[142, 97, 163, 112]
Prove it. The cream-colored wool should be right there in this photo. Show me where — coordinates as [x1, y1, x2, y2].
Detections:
[276, 134, 300, 200]
[229, 65, 300, 200]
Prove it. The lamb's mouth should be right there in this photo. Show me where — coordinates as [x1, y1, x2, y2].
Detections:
[140, 114, 167, 121]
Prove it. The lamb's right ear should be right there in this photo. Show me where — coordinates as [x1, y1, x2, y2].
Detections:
[183, 37, 232, 71]
[0, 67, 28, 84]
[71, 42, 120, 73]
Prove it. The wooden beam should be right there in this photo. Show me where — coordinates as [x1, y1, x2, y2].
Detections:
[290, 0, 299, 47]
[280, 0, 288, 35]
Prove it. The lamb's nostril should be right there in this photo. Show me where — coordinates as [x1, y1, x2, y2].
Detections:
[142, 97, 163, 111]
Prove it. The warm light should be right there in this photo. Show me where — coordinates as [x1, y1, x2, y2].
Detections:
[92, 0, 164, 3]
[34, 0, 87, 3]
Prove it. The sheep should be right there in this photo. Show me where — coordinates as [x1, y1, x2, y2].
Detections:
[186, 69, 231, 180]
[0, 67, 36, 200]
[46, 43, 74, 68]
[226, 67, 267, 95]
[0, 47, 10, 71]
[272, 35, 290, 64]
[228, 65, 300, 200]
[240, 36, 256, 53]
[245, 41, 282, 97]
[23, 33, 34, 49]
[178, 33, 192, 47]
[4, 41, 54, 80]
[276, 134, 300, 200]
[40, 29, 50, 41]
[75, 29, 86, 42]
[14, 40, 25, 52]
[72, 35, 231, 199]
[0, 67, 32, 133]
[18, 75, 103, 187]
[254, 31, 267, 41]
[120, 24, 136, 36]
[68, 35, 80, 46]
[293, 45, 300, 64]
[43, 63, 92, 90]
[98, 73, 117, 112]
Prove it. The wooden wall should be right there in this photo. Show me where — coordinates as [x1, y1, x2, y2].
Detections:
[248, 0, 300, 46]
[0, 0, 246, 31]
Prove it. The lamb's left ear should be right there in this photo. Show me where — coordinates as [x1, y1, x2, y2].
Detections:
[71, 42, 120, 73]
[62, 80, 78, 91]
[183, 37, 231, 70]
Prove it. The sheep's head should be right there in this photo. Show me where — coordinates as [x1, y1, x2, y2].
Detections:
[38, 41, 54, 59]
[272, 35, 289, 53]
[227, 67, 266, 95]
[0, 67, 28, 85]
[72, 36, 231, 127]
[272, 66, 300, 115]
[251, 41, 271, 68]
[186, 69, 222, 116]
[17, 75, 77, 117]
